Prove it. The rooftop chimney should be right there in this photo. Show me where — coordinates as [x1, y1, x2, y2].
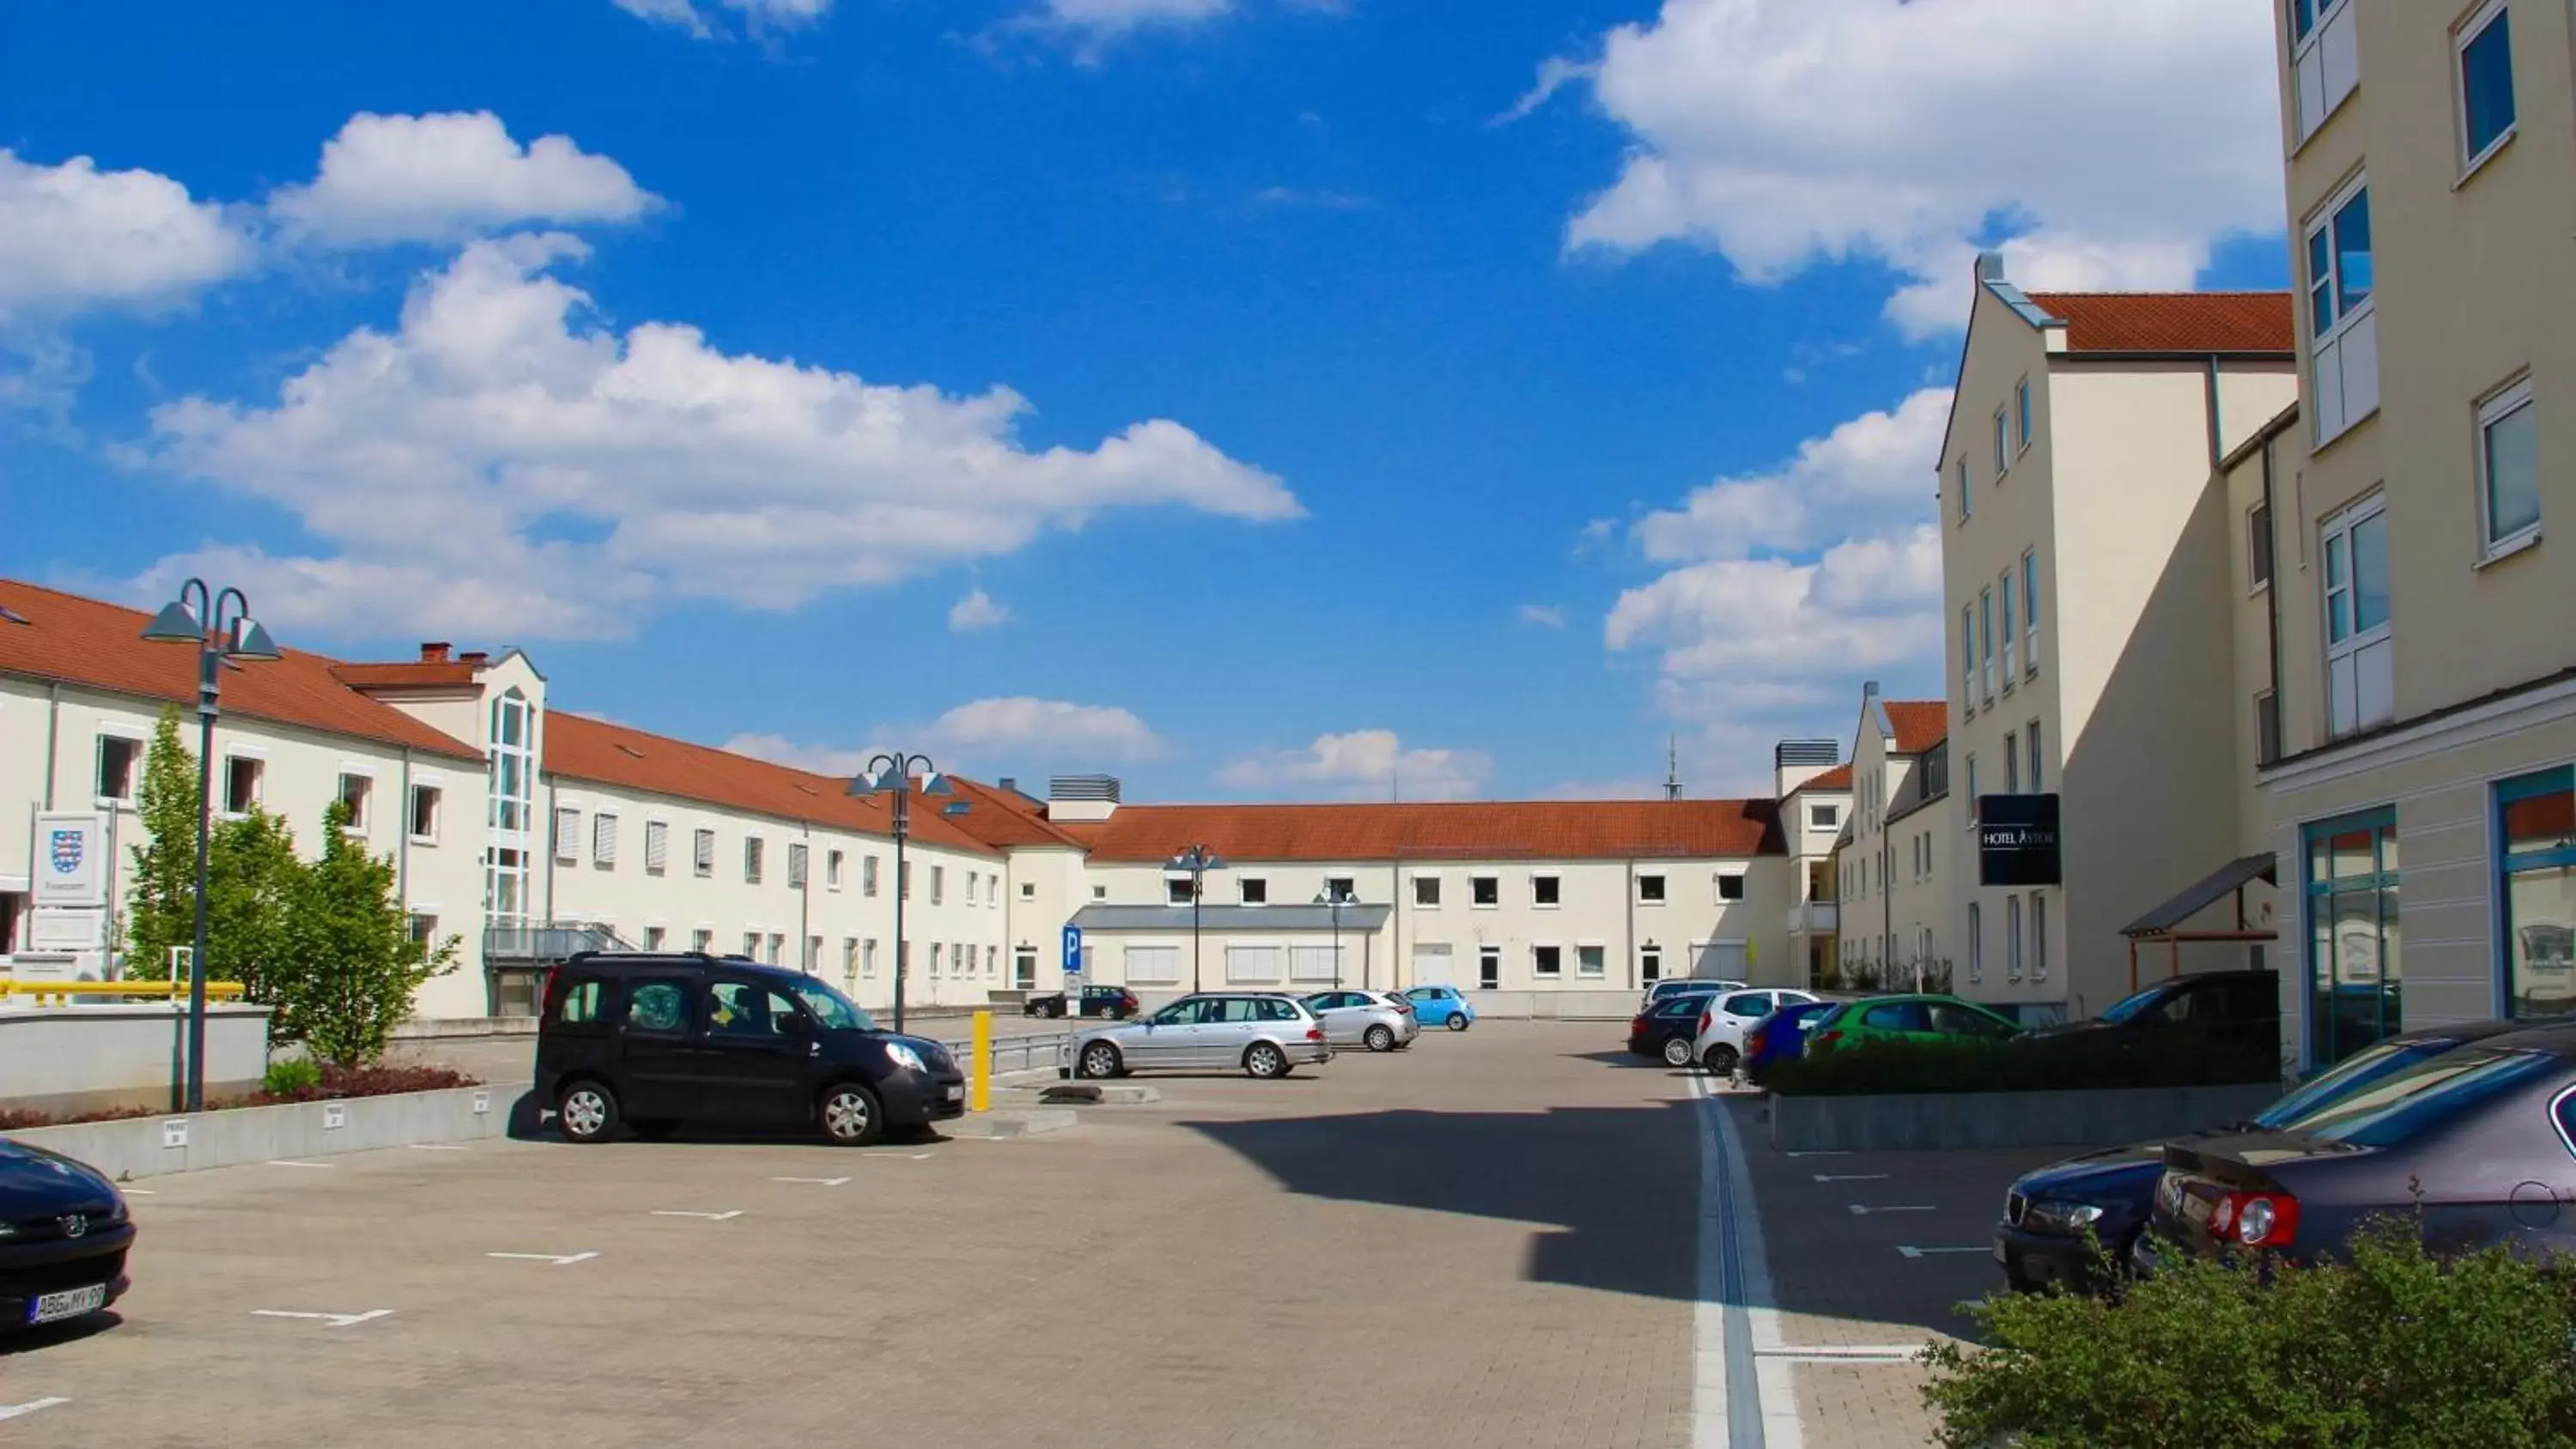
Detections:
[1047, 774, 1121, 823]
[1862, 679, 1880, 699]
[1773, 738, 1841, 801]
[458, 650, 490, 668]
[420, 642, 452, 664]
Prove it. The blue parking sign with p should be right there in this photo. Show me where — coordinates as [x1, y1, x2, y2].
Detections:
[1062, 925, 1083, 973]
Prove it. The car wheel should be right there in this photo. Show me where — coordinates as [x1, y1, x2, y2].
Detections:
[1446, 1015, 1470, 1032]
[1703, 1043, 1740, 1075]
[1245, 1042, 1289, 1079]
[557, 1081, 620, 1143]
[1077, 1041, 1123, 1079]
[819, 1082, 884, 1146]
[1662, 1036, 1694, 1068]
[1364, 1024, 1395, 1053]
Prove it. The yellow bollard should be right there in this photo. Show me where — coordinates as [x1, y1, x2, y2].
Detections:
[970, 1009, 992, 1113]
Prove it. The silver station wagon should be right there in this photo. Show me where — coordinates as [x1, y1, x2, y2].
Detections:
[1070, 992, 1332, 1080]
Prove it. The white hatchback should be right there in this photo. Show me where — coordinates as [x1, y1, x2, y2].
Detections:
[1692, 987, 1822, 1075]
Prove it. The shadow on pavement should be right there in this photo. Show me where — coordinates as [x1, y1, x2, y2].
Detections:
[0, 1310, 123, 1357]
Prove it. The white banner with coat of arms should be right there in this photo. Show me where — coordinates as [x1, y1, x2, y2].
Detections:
[33, 811, 108, 909]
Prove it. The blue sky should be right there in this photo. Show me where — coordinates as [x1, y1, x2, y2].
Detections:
[0, 0, 2289, 802]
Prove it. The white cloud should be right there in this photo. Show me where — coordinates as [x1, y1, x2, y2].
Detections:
[1492, 55, 1596, 126]
[134, 234, 1300, 640]
[1607, 528, 1943, 682]
[1556, 0, 2281, 335]
[614, 0, 830, 38]
[270, 112, 658, 246]
[1045, 0, 1232, 29]
[1217, 730, 1492, 803]
[948, 589, 1012, 633]
[0, 150, 253, 321]
[729, 697, 1167, 779]
[1516, 603, 1565, 629]
[1637, 388, 1948, 562]
[1252, 186, 1372, 211]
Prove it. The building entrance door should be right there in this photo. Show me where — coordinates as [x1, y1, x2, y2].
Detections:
[1478, 945, 1501, 990]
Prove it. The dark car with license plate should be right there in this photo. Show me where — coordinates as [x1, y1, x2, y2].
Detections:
[1024, 984, 1140, 1020]
[2137, 1022, 2576, 1275]
[0, 1139, 132, 1333]
[1994, 1020, 2521, 1294]
[537, 952, 966, 1147]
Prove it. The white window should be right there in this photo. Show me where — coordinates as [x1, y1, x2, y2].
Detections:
[2026, 720, 2043, 793]
[96, 735, 146, 803]
[1959, 603, 1977, 708]
[1240, 877, 1268, 906]
[1637, 874, 1667, 904]
[1577, 944, 1606, 978]
[2031, 891, 2049, 980]
[644, 820, 669, 876]
[1471, 875, 1499, 907]
[2006, 894, 2024, 980]
[337, 773, 372, 831]
[1225, 944, 1282, 984]
[1965, 755, 1980, 827]
[863, 854, 879, 896]
[2003, 731, 2020, 794]
[1955, 457, 1971, 523]
[644, 925, 667, 951]
[1979, 586, 1996, 702]
[805, 935, 821, 972]
[841, 937, 860, 980]
[1167, 876, 1194, 906]
[2322, 495, 2394, 737]
[2000, 570, 2019, 682]
[2249, 502, 2275, 591]
[987, 945, 999, 979]
[553, 805, 580, 864]
[693, 828, 715, 878]
[1810, 803, 1838, 829]
[788, 843, 808, 889]
[2289, 0, 2359, 142]
[1020, 880, 1036, 900]
[1325, 876, 1356, 904]
[1290, 944, 1340, 983]
[1532, 944, 1562, 977]
[1716, 872, 1746, 902]
[929, 864, 945, 905]
[964, 870, 977, 905]
[2478, 378, 2539, 555]
[826, 849, 844, 890]
[2020, 549, 2040, 672]
[410, 783, 442, 842]
[2306, 179, 2379, 444]
[863, 938, 879, 979]
[2015, 377, 2032, 452]
[743, 931, 762, 959]
[592, 812, 618, 868]
[2457, 0, 2517, 172]
[689, 927, 711, 954]
[1533, 874, 1561, 907]
[1993, 409, 2009, 476]
[1414, 875, 1441, 908]
[744, 836, 765, 886]
[1091, 884, 1107, 900]
[1966, 900, 1984, 982]
[1127, 943, 1180, 985]
[930, 943, 943, 979]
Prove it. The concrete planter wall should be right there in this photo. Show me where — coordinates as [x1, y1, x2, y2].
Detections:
[0, 1003, 274, 1117]
[1768, 1082, 2285, 1152]
[2, 1084, 519, 1180]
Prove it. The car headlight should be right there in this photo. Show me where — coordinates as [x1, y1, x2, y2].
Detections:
[0, 1221, 15, 1239]
[884, 1041, 926, 1072]
[2026, 1200, 2106, 1234]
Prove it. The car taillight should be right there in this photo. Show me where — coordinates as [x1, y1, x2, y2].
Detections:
[1747, 1028, 1769, 1058]
[2212, 1190, 2300, 1248]
[1631, 1015, 1650, 1032]
[1812, 1029, 1843, 1052]
[1698, 1009, 1712, 1034]
[1306, 1027, 1325, 1041]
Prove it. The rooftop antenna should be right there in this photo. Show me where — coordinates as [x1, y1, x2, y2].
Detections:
[1664, 736, 1682, 801]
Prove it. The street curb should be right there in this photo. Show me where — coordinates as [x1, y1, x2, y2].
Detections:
[944, 1107, 1078, 1139]
[1, 1084, 519, 1181]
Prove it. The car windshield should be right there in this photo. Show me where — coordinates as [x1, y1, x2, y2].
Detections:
[2097, 985, 2172, 1024]
[2269, 1047, 2562, 1147]
[2253, 1038, 2462, 1128]
[790, 978, 877, 1033]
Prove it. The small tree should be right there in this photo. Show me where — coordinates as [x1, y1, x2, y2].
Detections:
[277, 800, 457, 1064]
[123, 707, 203, 980]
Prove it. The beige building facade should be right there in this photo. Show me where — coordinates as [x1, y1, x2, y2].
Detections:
[1833, 688, 1953, 990]
[2254, 0, 2576, 1064]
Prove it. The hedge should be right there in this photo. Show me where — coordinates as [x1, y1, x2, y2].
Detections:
[1765, 1032, 2281, 1097]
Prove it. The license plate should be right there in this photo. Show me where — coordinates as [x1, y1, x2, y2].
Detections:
[28, 1284, 106, 1325]
[943, 1084, 963, 1101]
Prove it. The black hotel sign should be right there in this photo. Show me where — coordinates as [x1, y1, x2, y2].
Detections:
[1978, 794, 2062, 887]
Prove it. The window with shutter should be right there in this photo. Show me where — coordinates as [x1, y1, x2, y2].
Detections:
[555, 807, 580, 864]
[788, 843, 808, 889]
[645, 821, 669, 876]
[592, 813, 617, 867]
[693, 828, 715, 877]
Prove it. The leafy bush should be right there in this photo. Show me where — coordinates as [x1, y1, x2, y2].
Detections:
[263, 1057, 324, 1097]
[1766, 1032, 2280, 1097]
[1924, 1222, 2576, 1447]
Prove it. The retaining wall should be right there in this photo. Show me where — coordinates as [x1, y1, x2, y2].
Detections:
[3, 1085, 521, 1179]
[1768, 1082, 2285, 1152]
[0, 1003, 274, 1116]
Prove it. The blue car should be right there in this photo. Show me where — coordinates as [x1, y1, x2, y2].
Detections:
[1742, 999, 1838, 1082]
[1402, 984, 1477, 1032]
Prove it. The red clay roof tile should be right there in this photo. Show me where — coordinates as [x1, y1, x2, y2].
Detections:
[1061, 799, 1787, 864]
[2025, 291, 2294, 355]
[1882, 700, 1949, 755]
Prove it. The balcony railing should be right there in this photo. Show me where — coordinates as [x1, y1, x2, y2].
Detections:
[1788, 901, 1838, 936]
[483, 922, 635, 964]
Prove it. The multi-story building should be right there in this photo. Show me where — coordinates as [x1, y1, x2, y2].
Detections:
[1833, 685, 1951, 989]
[1935, 262, 2300, 1021]
[0, 574, 1850, 1024]
[2254, 0, 2576, 1064]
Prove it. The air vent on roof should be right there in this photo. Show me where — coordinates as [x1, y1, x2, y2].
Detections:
[942, 801, 971, 815]
[1048, 775, 1121, 803]
[0, 606, 28, 626]
[615, 743, 647, 760]
[795, 783, 818, 796]
[1773, 739, 1839, 767]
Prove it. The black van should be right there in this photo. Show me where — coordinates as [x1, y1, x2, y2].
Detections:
[535, 952, 967, 1146]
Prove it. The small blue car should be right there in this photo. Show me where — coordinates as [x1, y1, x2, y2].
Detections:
[1743, 999, 1838, 1081]
[1401, 984, 1477, 1032]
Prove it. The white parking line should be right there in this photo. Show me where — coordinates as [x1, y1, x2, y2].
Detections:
[1688, 1070, 1802, 1449]
[769, 1176, 852, 1186]
[1897, 1246, 1989, 1258]
[1782, 1150, 1848, 1158]
[1811, 1173, 1887, 1183]
[650, 1210, 742, 1221]
[0, 1398, 69, 1422]
[406, 1143, 471, 1152]
[250, 1308, 393, 1329]
[121, 1189, 156, 1196]
[1845, 1203, 1935, 1216]
[265, 1160, 335, 1169]
[486, 1252, 597, 1265]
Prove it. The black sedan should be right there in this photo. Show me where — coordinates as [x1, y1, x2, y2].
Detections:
[1, 1139, 133, 1332]
[1628, 993, 1709, 1067]
[1995, 1019, 2523, 1293]
[1024, 985, 1140, 1020]
[2141, 1022, 2576, 1271]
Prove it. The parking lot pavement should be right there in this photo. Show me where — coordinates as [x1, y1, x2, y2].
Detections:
[4, 1022, 1707, 1449]
[389, 1010, 1072, 1085]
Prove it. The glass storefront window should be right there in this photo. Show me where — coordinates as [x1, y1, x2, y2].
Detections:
[2305, 809, 2400, 1065]
[2499, 767, 2576, 1020]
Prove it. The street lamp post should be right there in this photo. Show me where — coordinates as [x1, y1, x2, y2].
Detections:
[139, 579, 282, 1113]
[848, 752, 950, 1035]
[1312, 888, 1348, 990]
[1165, 845, 1224, 992]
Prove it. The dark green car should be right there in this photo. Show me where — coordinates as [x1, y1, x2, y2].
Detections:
[1804, 993, 2022, 1053]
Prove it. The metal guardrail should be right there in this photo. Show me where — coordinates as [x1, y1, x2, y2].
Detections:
[942, 1028, 1072, 1078]
[483, 924, 635, 962]
[0, 978, 248, 1006]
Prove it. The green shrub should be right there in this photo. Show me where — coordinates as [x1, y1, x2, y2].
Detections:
[1766, 1032, 2280, 1096]
[1923, 1222, 2576, 1447]
[262, 1057, 324, 1098]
